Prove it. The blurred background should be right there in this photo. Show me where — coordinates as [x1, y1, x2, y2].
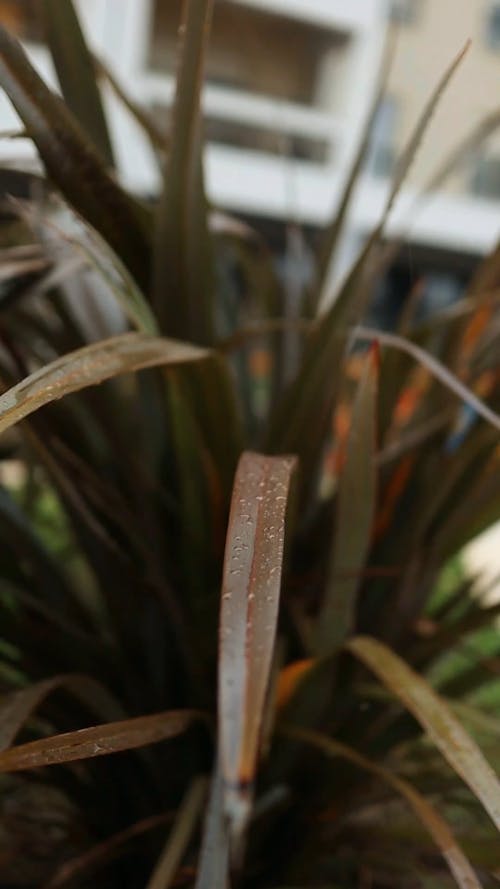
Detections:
[1, 2, 500, 295]
[0, 0, 499, 582]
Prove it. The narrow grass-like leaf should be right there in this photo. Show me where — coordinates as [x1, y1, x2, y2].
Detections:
[41, 0, 114, 167]
[146, 777, 207, 889]
[0, 333, 210, 437]
[19, 200, 159, 335]
[285, 726, 483, 889]
[267, 44, 469, 483]
[348, 636, 500, 831]
[0, 675, 124, 751]
[354, 326, 500, 433]
[308, 31, 395, 316]
[44, 815, 174, 889]
[0, 710, 198, 773]
[315, 347, 378, 655]
[153, 0, 215, 343]
[0, 27, 149, 287]
[219, 452, 297, 847]
[95, 55, 165, 155]
[195, 768, 231, 889]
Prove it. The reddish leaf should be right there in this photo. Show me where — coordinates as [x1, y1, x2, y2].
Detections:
[0, 710, 198, 773]
[218, 451, 297, 846]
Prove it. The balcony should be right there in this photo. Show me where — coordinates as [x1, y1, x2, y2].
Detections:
[227, 0, 382, 31]
[148, 0, 349, 106]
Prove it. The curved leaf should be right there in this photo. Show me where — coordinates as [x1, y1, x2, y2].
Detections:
[267, 43, 469, 482]
[348, 636, 500, 831]
[0, 675, 124, 752]
[0, 710, 198, 773]
[284, 725, 483, 889]
[95, 55, 165, 155]
[0, 332, 210, 438]
[218, 451, 297, 847]
[41, 0, 114, 167]
[0, 26, 149, 287]
[19, 200, 159, 335]
[354, 327, 500, 433]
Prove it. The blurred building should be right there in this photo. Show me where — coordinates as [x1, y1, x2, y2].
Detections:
[1, 0, 500, 292]
[0, 1, 384, 242]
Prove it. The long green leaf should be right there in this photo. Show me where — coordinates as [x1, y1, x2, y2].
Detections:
[218, 451, 297, 849]
[41, 0, 114, 167]
[0, 710, 198, 773]
[0, 27, 150, 288]
[315, 347, 378, 654]
[0, 333, 210, 438]
[284, 725, 483, 889]
[153, 0, 215, 343]
[348, 636, 500, 831]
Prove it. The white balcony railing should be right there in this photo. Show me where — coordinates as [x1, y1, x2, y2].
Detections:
[140, 73, 343, 147]
[229, 0, 383, 31]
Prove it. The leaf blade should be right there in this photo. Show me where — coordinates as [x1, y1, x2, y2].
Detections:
[267, 43, 470, 481]
[218, 451, 297, 846]
[195, 767, 231, 889]
[146, 777, 207, 889]
[0, 26, 150, 288]
[0, 332, 210, 438]
[315, 346, 378, 654]
[41, 0, 114, 167]
[284, 725, 484, 889]
[348, 636, 500, 831]
[0, 710, 198, 773]
[153, 0, 216, 343]
[0, 675, 124, 752]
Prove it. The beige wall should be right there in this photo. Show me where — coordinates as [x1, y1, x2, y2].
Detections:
[387, 0, 500, 194]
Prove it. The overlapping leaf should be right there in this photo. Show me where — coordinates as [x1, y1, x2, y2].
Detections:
[41, 0, 114, 166]
[0, 710, 198, 773]
[0, 333, 211, 437]
[0, 26, 149, 287]
[217, 451, 297, 847]
[315, 346, 378, 654]
[348, 636, 500, 831]
[154, 0, 215, 342]
[285, 726, 483, 889]
[267, 43, 470, 485]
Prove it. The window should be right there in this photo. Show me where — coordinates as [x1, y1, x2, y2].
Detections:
[389, 0, 418, 24]
[365, 96, 399, 178]
[148, 0, 347, 105]
[471, 154, 500, 199]
[485, 3, 500, 50]
[0, 0, 42, 42]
